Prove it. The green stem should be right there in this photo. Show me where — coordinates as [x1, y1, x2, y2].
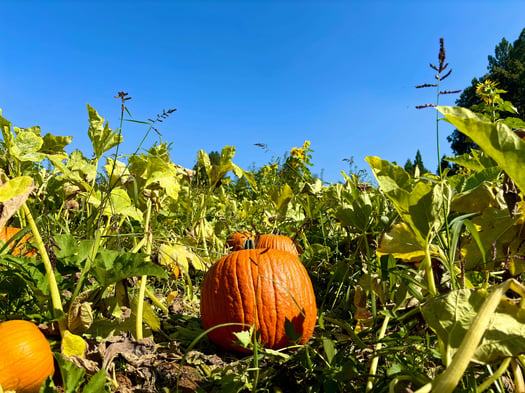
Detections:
[22, 203, 67, 335]
[366, 314, 390, 392]
[424, 242, 438, 297]
[476, 358, 511, 393]
[136, 198, 153, 339]
[71, 218, 108, 302]
[145, 286, 169, 315]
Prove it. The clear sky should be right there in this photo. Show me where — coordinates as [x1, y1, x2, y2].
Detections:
[2, 1, 525, 183]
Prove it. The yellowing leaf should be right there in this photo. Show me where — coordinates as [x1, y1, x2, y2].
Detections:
[61, 330, 87, 358]
[158, 243, 206, 277]
[377, 222, 426, 262]
[0, 176, 33, 202]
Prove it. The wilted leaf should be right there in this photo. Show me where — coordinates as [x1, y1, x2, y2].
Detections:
[0, 176, 33, 228]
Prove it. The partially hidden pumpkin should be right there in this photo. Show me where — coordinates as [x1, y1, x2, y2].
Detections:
[255, 233, 299, 255]
[0, 320, 55, 393]
[0, 227, 36, 257]
[226, 231, 254, 251]
[200, 248, 316, 351]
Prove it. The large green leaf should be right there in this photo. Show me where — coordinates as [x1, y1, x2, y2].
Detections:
[87, 104, 123, 159]
[87, 188, 143, 222]
[91, 249, 168, 287]
[422, 286, 525, 364]
[438, 106, 525, 194]
[377, 222, 426, 262]
[11, 129, 46, 162]
[40, 133, 73, 154]
[366, 156, 450, 242]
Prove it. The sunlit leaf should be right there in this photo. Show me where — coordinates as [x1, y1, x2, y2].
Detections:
[91, 250, 169, 287]
[61, 330, 87, 358]
[0, 176, 33, 202]
[87, 188, 142, 222]
[377, 222, 426, 262]
[422, 286, 525, 364]
[87, 104, 123, 159]
[438, 106, 525, 194]
[11, 129, 46, 162]
[40, 133, 73, 154]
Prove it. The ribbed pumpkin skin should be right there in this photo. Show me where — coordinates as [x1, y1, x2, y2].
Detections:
[0, 320, 54, 393]
[0, 227, 36, 257]
[200, 248, 316, 351]
[226, 232, 254, 251]
[255, 233, 299, 256]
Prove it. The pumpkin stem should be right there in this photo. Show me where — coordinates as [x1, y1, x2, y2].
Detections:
[271, 228, 282, 235]
[243, 238, 255, 249]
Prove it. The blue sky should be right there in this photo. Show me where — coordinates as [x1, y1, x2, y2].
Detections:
[2, 1, 525, 183]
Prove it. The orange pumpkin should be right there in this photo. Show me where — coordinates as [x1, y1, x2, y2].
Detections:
[226, 231, 254, 251]
[200, 248, 316, 351]
[255, 233, 299, 255]
[0, 227, 36, 257]
[0, 320, 55, 393]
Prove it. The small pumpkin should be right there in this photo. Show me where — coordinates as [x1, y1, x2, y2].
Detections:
[226, 231, 254, 251]
[255, 233, 299, 255]
[0, 227, 36, 257]
[200, 248, 316, 351]
[0, 320, 55, 393]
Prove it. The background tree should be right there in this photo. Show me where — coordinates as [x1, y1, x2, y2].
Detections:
[404, 149, 429, 175]
[448, 28, 525, 156]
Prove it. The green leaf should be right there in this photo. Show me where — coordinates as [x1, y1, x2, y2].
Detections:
[269, 183, 294, 214]
[377, 222, 426, 262]
[55, 353, 86, 393]
[450, 182, 499, 214]
[11, 129, 46, 162]
[445, 149, 497, 172]
[366, 157, 450, 242]
[40, 133, 73, 154]
[335, 191, 373, 231]
[91, 250, 169, 287]
[82, 369, 108, 393]
[87, 104, 123, 159]
[0, 176, 33, 202]
[438, 106, 525, 194]
[322, 337, 337, 365]
[422, 286, 525, 364]
[87, 188, 143, 222]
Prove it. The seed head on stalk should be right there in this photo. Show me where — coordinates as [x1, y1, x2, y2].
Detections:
[415, 37, 461, 177]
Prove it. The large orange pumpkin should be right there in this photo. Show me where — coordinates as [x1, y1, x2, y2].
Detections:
[200, 248, 316, 351]
[0, 227, 36, 257]
[0, 320, 55, 393]
[255, 233, 299, 256]
[226, 231, 254, 251]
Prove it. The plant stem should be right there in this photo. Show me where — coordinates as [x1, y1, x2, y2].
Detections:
[136, 198, 153, 339]
[424, 242, 438, 297]
[366, 314, 390, 392]
[476, 358, 511, 393]
[21, 203, 67, 335]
